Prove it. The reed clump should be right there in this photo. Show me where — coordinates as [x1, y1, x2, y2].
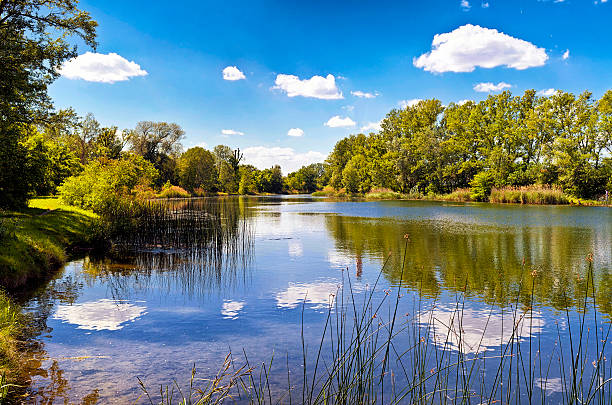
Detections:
[489, 185, 570, 204]
[365, 188, 403, 200]
[437, 188, 473, 202]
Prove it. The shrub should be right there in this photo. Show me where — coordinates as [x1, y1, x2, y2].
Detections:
[312, 185, 337, 197]
[365, 187, 402, 199]
[158, 185, 190, 198]
[58, 154, 158, 213]
[442, 188, 473, 202]
[470, 171, 496, 201]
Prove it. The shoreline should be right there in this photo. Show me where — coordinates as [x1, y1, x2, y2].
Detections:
[0, 198, 98, 290]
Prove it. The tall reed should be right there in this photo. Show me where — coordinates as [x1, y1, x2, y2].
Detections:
[489, 185, 570, 205]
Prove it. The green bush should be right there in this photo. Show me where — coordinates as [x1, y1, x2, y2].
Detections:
[470, 171, 496, 201]
[59, 154, 158, 213]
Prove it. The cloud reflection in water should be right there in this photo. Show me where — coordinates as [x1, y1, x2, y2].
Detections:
[53, 299, 147, 331]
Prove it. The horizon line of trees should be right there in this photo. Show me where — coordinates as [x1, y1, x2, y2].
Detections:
[324, 89, 612, 200]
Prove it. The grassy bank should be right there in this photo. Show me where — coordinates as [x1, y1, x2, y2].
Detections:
[0, 289, 25, 402]
[0, 197, 98, 289]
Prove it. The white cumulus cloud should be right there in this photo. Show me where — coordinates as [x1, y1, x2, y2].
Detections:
[325, 116, 356, 128]
[537, 88, 558, 97]
[287, 128, 304, 137]
[461, 0, 471, 10]
[59, 52, 148, 83]
[221, 129, 244, 136]
[351, 90, 378, 98]
[361, 121, 382, 132]
[413, 24, 548, 73]
[222, 66, 246, 81]
[273, 74, 343, 99]
[473, 81, 512, 92]
[399, 98, 423, 108]
[562, 49, 570, 60]
[242, 146, 326, 173]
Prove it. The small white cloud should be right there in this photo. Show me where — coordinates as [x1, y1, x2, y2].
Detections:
[562, 49, 570, 60]
[351, 90, 378, 98]
[325, 116, 356, 128]
[473, 81, 512, 92]
[537, 88, 558, 97]
[457, 99, 472, 105]
[342, 105, 355, 112]
[482, 1, 490, 7]
[414, 24, 548, 73]
[59, 52, 147, 83]
[221, 300, 245, 319]
[221, 129, 244, 136]
[273, 74, 343, 99]
[399, 98, 423, 108]
[360, 121, 382, 132]
[222, 66, 246, 81]
[242, 146, 326, 173]
[461, 0, 471, 10]
[287, 128, 304, 137]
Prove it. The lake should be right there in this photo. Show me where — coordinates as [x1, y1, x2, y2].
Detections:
[18, 196, 612, 403]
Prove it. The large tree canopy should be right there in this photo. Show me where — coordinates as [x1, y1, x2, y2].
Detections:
[0, 0, 97, 125]
[0, 0, 97, 208]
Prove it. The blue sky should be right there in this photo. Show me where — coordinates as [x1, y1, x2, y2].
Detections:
[51, 0, 612, 173]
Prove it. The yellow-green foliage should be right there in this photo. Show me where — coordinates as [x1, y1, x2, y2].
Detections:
[58, 154, 158, 212]
[157, 184, 191, 198]
[489, 186, 569, 205]
[365, 188, 403, 200]
[312, 186, 338, 197]
[439, 188, 473, 202]
[0, 198, 97, 287]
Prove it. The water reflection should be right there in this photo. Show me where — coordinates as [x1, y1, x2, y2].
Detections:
[324, 213, 612, 314]
[422, 304, 545, 354]
[53, 299, 147, 331]
[15, 197, 612, 402]
[275, 281, 340, 310]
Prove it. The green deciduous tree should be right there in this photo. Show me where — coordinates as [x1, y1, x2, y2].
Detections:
[178, 147, 217, 192]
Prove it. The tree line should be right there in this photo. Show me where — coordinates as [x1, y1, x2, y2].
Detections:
[326, 90, 612, 200]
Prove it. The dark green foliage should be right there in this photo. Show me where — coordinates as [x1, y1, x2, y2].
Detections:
[178, 147, 217, 192]
[0, 0, 97, 207]
[285, 163, 329, 193]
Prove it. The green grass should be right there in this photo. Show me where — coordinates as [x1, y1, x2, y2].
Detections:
[0, 289, 25, 402]
[0, 197, 98, 288]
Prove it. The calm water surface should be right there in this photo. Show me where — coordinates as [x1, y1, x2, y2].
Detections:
[19, 196, 612, 403]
